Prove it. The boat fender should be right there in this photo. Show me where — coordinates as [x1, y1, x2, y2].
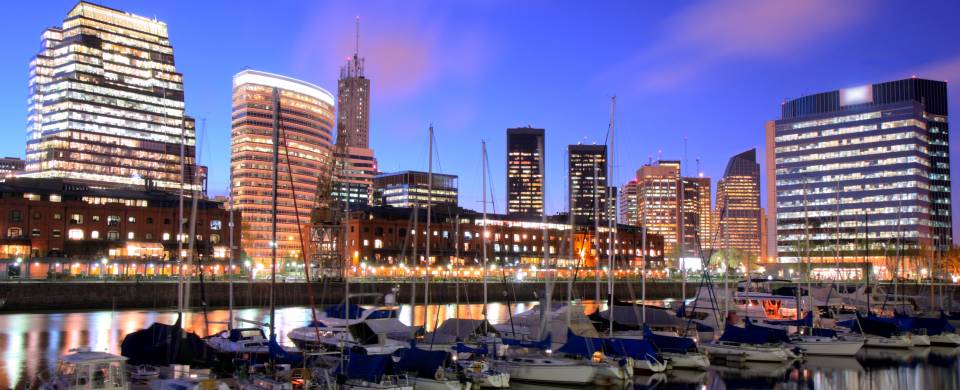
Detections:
[435, 367, 446, 381]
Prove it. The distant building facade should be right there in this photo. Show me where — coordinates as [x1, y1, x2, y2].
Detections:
[769, 78, 951, 270]
[0, 158, 26, 178]
[230, 70, 336, 265]
[636, 161, 681, 257]
[24, 2, 206, 193]
[0, 178, 238, 261]
[568, 144, 609, 224]
[681, 176, 712, 257]
[341, 206, 663, 270]
[507, 127, 545, 216]
[716, 149, 762, 260]
[619, 180, 639, 226]
[372, 171, 458, 209]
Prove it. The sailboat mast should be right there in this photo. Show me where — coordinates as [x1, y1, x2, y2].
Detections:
[269, 87, 280, 341]
[539, 130, 552, 339]
[482, 141, 489, 328]
[423, 125, 433, 330]
[228, 201, 235, 329]
[172, 85, 184, 318]
[607, 95, 616, 339]
[593, 159, 601, 304]
[680, 137, 687, 304]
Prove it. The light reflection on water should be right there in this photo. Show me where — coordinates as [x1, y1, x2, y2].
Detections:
[0, 301, 958, 389]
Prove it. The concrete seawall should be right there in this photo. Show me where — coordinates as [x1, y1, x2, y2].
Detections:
[0, 280, 955, 312]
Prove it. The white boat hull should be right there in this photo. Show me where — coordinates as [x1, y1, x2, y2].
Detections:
[409, 378, 470, 390]
[699, 341, 794, 363]
[930, 333, 960, 346]
[912, 334, 931, 346]
[790, 337, 863, 356]
[661, 352, 710, 370]
[864, 335, 913, 349]
[493, 359, 596, 385]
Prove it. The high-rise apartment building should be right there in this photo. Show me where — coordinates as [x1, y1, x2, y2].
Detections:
[636, 161, 681, 257]
[619, 180, 639, 226]
[716, 149, 761, 259]
[507, 127, 545, 216]
[333, 20, 378, 208]
[769, 78, 951, 268]
[24, 2, 205, 192]
[230, 70, 336, 265]
[568, 144, 609, 224]
[0, 158, 26, 179]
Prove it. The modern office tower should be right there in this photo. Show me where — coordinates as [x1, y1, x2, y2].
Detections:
[0, 158, 26, 178]
[230, 70, 336, 265]
[607, 186, 618, 223]
[333, 19, 378, 207]
[24, 2, 206, 192]
[637, 161, 681, 258]
[716, 149, 761, 260]
[620, 179, 639, 226]
[681, 176, 712, 256]
[507, 127, 545, 216]
[770, 78, 951, 272]
[372, 171, 458, 208]
[568, 144, 608, 224]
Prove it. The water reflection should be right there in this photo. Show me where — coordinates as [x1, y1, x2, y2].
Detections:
[1, 303, 959, 389]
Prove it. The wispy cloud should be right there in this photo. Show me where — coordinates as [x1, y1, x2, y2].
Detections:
[290, 1, 494, 101]
[600, 0, 869, 91]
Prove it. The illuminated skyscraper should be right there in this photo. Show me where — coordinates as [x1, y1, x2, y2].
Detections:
[637, 161, 681, 257]
[619, 179, 639, 226]
[333, 18, 378, 207]
[507, 127, 544, 216]
[769, 78, 951, 271]
[681, 176, 712, 255]
[716, 149, 761, 259]
[568, 144, 608, 224]
[24, 2, 206, 192]
[230, 70, 336, 265]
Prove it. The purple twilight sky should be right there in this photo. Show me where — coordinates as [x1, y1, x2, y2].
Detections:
[1, 0, 960, 233]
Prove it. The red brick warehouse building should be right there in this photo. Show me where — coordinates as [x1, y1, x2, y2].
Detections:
[0, 178, 240, 278]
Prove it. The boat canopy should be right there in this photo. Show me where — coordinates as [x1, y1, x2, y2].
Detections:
[395, 347, 449, 378]
[643, 324, 697, 353]
[502, 333, 552, 350]
[719, 321, 789, 345]
[120, 318, 217, 367]
[605, 336, 659, 363]
[557, 330, 605, 357]
[337, 352, 393, 383]
[454, 342, 489, 355]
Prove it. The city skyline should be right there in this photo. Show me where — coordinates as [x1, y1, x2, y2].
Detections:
[1, 1, 960, 233]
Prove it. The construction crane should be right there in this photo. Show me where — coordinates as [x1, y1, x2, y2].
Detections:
[311, 122, 350, 280]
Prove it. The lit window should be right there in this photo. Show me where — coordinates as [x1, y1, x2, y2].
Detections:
[49, 194, 61, 203]
[127, 232, 135, 240]
[7, 227, 22, 238]
[128, 216, 136, 223]
[70, 214, 83, 224]
[162, 232, 171, 241]
[107, 231, 119, 241]
[91, 230, 100, 239]
[67, 229, 84, 240]
[52, 229, 62, 238]
[210, 220, 222, 230]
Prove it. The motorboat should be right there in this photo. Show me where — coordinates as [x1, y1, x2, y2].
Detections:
[288, 319, 411, 354]
[455, 358, 510, 388]
[788, 332, 863, 356]
[41, 348, 129, 390]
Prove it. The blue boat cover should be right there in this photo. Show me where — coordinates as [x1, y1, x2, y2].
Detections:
[502, 333, 552, 350]
[675, 301, 686, 318]
[557, 330, 605, 357]
[454, 342, 489, 355]
[643, 324, 697, 353]
[869, 314, 913, 332]
[605, 337, 659, 363]
[906, 315, 954, 336]
[268, 334, 303, 365]
[337, 352, 392, 383]
[719, 324, 768, 344]
[395, 347, 449, 378]
[810, 328, 838, 338]
[838, 314, 900, 337]
[745, 320, 791, 343]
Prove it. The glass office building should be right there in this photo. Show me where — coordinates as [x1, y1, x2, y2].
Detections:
[568, 144, 609, 224]
[507, 127, 545, 216]
[715, 149, 761, 259]
[768, 78, 951, 271]
[25, 2, 205, 192]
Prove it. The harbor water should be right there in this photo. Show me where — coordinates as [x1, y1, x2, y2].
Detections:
[1, 301, 959, 389]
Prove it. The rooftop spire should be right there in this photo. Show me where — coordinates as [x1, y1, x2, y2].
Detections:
[354, 16, 360, 60]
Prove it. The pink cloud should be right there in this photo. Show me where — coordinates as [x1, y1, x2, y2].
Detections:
[601, 0, 869, 91]
[290, 2, 493, 101]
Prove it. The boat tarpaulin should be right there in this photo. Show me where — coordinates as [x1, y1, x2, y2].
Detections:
[502, 333, 552, 350]
[643, 324, 696, 353]
[337, 352, 393, 383]
[557, 330, 604, 357]
[604, 337, 659, 363]
[395, 347, 449, 378]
